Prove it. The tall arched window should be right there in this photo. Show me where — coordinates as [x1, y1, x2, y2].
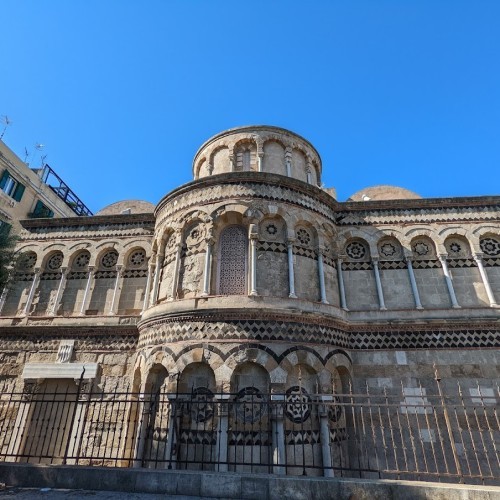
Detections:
[218, 225, 247, 295]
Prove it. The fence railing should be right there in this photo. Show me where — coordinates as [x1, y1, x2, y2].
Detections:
[0, 377, 498, 485]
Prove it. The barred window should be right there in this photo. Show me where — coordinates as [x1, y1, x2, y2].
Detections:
[218, 226, 247, 295]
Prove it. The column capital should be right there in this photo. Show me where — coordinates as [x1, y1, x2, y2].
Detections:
[286, 238, 296, 246]
[473, 252, 484, 261]
[438, 253, 449, 261]
[87, 265, 95, 273]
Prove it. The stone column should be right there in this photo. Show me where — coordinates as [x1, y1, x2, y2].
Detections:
[405, 257, 423, 310]
[319, 396, 334, 478]
[287, 240, 297, 298]
[249, 229, 258, 296]
[336, 258, 348, 311]
[200, 239, 214, 297]
[306, 170, 312, 184]
[151, 253, 163, 305]
[270, 394, 286, 474]
[215, 394, 230, 472]
[141, 262, 154, 313]
[109, 265, 124, 315]
[372, 259, 387, 310]
[439, 254, 460, 308]
[285, 147, 292, 177]
[6, 381, 38, 461]
[473, 253, 498, 307]
[163, 394, 179, 470]
[318, 250, 329, 304]
[79, 266, 95, 315]
[257, 152, 264, 172]
[132, 391, 150, 468]
[169, 232, 183, 301]
[65, 379, 92, 465]
[22, 268, 41, 317]
[48, 267, 69, 316]
[0, 283, 11, 315]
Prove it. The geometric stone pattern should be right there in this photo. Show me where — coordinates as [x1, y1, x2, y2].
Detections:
[138, 316, 500, 350]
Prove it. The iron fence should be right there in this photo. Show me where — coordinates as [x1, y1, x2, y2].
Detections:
[0, 376, 498, 485]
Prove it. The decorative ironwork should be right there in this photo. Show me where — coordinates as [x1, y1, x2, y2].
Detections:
[218, 226, 247, 295]
[0, 379, 497, 484]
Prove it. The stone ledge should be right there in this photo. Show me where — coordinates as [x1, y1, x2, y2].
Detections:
[1, 463, 498, 500]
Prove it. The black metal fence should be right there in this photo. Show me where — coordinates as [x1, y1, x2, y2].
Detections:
[0, 377, 498, 485]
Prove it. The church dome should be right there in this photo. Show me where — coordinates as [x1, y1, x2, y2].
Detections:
[348, 185, 421, 202]
[96, 199, 155, 215]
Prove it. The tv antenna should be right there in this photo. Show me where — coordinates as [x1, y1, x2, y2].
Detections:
[0, 115, 12, 140]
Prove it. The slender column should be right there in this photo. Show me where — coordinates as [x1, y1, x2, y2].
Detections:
[372, 259, 387, 310]
[306, 170, 312, 184]
[0, 283, 11, 315]
[439, 254, 460, 308]
[151, 253, 163, 305]
[405, 257, 423, 309]
[319, 396, 334, 477]
[163, 395, 179, 470]
[336, 258, 348, 310]
[65, 380, 91, 465]
[318, 251, 329, 304]
[249, 233, 258, 296]
[474, 253, 498, 307]
[215, 394, 230, 472]
[257, 152, 263, 172]
[48, 267, 69, 316]
[79, 266, 95, 315]
[287, 240, 297, 298]
[6, 381, 37, 461]
[141, 262, 154, 313]
[200, 239, 214, 297]
[271, 394, 286, 474]
[132, 392, 150, 468]
[22, 268, 41, 317]
[109, 265, 124, 315]
[285, 148, 292, 177]
[169, 232, 183, 300]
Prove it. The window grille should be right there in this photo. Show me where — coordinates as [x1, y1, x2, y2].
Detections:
[218, 226, 247, 295]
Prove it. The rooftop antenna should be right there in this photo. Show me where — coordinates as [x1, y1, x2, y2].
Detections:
[34, 143, 45, 168]
[0, 115, 12, 140]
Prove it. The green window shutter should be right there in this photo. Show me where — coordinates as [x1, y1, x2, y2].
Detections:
[0, 170, 9, 189]
[47, 208, 54, 218]
[12, 182, 25, 202]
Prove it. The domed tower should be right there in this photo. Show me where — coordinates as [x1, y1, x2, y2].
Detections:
[136, 126, 351, 473]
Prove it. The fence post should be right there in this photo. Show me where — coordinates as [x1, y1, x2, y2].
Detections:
[434, 364, 463, 483]
[319, 395, 334, 477]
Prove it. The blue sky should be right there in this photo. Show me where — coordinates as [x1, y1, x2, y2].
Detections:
[1, 1, 499, 212]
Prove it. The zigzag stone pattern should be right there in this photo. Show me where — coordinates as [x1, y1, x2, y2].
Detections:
[138, 315, 500, 351]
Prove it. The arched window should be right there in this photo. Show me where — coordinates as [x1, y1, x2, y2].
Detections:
[218, 226, 247, 295]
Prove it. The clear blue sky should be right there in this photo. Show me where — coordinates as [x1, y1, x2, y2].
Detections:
[1, 1, 499, 212]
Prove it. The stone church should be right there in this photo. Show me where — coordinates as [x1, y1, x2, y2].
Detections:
[0, 125, 498, 481]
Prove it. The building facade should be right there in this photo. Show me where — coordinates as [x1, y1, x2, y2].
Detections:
[0, 126, 498, 481]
